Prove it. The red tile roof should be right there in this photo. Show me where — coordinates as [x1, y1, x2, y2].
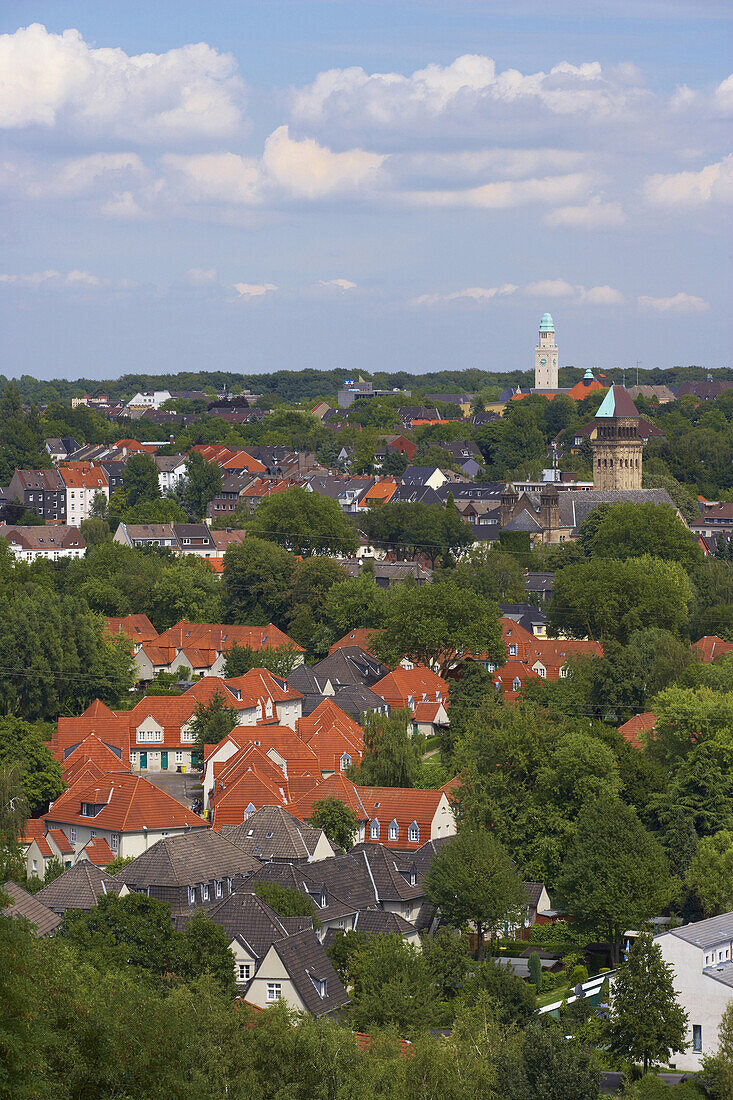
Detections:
[226, 668, 303, 706]
[105, 615, 159, 645]
[491, 660, 541, 701]
[328, 629, 382, 656]
[692, 636, 733, 663]
[80, 837, 115, 866]
[20, 818, 45, 845]
[618, 712, 656, 749]
[48, 828, 74, 855]
[372, 666, 449, 711]
[155, 620, 304, 655]
[296, 699, 363, 774]
[43, 773, 207, 834]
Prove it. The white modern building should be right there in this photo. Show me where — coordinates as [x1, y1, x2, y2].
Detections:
[655, 913, 733, 1070]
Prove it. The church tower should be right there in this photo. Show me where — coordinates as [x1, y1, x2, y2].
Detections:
[592, 385, 643, 491]
[534, 312, 558, 391]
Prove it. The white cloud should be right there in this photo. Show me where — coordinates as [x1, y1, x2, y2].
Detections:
[161, 152, 263, 204]
[318, 278, 358, 290]
[262, 125, 384, 199]
[101, 190, 144, 219]
[638, 292, 709, 312]
[0, 23, 245, 142]
[580, 285, 625, 305]
[522, 279, 578, 299]
[293, 55, 645, 128]
[404, 171, 592, 209]
[232, 282, 278, 298]
[544, 196, 627, 228]
[182, 268, 218, 285]
[0, 269, 110, 289]
[413, 280, 625, 306]
[644, 154, 733, 205]
[716, 74, 733, 112]
[28, 152, 145, 197]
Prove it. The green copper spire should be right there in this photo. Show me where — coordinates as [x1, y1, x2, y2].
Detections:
[539, 312, 554, 332]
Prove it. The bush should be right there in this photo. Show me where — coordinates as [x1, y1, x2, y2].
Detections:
[569, 965, 589, 986]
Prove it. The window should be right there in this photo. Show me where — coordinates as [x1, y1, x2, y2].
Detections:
[110, 834, 118, 851]
[267, 983, 282, 1002]
[188, 887, 196, 905]
[69, 827, 76, 843]
[90, 830, 97, 839]
[370, 819, 380, 840]
[537, 666, 546, 678]
[408, 822, 420, 843]
[32, 859, 38, 873]
[389, 820, 398, 841]
[340, 753, 351, 771]
[508, 645, 517, 656]
[215, 880, 223, 898]
[692, 1025, 702, 1053]
[237, 963, 250, 983]
[175, 751, 183, 764]
[201, 884, 210, 902]
[512, 678, 521, 692]
[244, 803, 256, 820]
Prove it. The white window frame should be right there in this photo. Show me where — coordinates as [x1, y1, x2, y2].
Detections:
[388, 820, 398, 841]
[188, 887, 196, 905]
[237, 963, 251, 983]
[215, 880, 223, 898]
[408, 823, 420, 843]
[370, 819, 380, 840]
[110, 834, 118, 851]
[267, 982, 282, 1002]
[201, 884, 210, 902]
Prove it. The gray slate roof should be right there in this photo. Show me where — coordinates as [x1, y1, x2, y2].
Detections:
[270, 929, 349, 1016]
[1, 880, 62, 936]
[115, 831, 262, 889]
[204, 888, 311, 955]
[36, 863, 120, 915]
[221, 806, 328, 863]
[669, 912, 733, 950]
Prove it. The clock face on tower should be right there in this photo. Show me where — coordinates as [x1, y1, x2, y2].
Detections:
[539, 357, 547, 366]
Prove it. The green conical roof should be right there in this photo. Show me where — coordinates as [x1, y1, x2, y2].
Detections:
[539, 312, 554, 332]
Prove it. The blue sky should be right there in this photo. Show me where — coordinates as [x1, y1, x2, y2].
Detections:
[0, 2, 730, 380]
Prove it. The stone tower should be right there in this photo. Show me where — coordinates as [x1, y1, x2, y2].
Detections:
[535, 312, 558, 390]
[592, 385, 643, 490]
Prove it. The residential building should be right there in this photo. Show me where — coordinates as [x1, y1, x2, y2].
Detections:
[244, 928, 349, 1015]
[221, 805, 336, 863]
[401, 466, 448, 491]
[105, 614, 159, 652]
[43, 772, 207, 860]
[155, 454, 188, 494]
[59, 464, 109, 525]
[44, 437, 80, 463]
[692, 636, 733, 663]
[6, 469, 66, 522]
[1, 881, 61, 936]
[114, 522, 178, 550]
[0, 525, 86, 562]
[371, 666, 449, 716]
[126, 390, 172, 410]
[618, 712, 656, 749]
[172, 523, 217, 557]
[337, 378, 411, 409]
[654, 913, 733, 1071]
[35, 863, 120, 916]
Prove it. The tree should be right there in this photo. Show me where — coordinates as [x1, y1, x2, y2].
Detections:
[374, 578, 504, 674]
[608, 932, 688, 1074]
[221, 641, 300, 679]
[0, 761, 29, 882]
[79, 516, 111, 547]
[104, 855, 134, 875]
[247, 487, 358, 556]
[548, 556, 693, 644]
[352, 709, 421, 788]
[253, 882, 319, 922]
[188, 692, 240, 764]
[222, 537, 296, 625]
[309, 796, 358, 851]
[511, 1019, 603, 1100]
[61, 892, 177, 977]
[578, 502, 703, 567]
[325, 928, 367, 984]
[702, 1001, 733, 1098]
[123, 453, 160, 506]
[149, 559, 222, 631]
[324, 572, 388, 635]
[528, 952, 543, 993]
[685, 830, 733, 917]
[451, 547, 525, 603]
[0, 718, 64, 814]
[180, 451, 223, 521]
[175, 909, 236, 994]
[425, 827, 526, 960]
[360, 502, 473, 568]
[557, 794, 673, 965]
[349, 933, 436, 1033]
[422, 927, 471, 1001]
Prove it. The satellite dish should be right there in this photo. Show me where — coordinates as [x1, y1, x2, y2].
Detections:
[574, 983, 586, 998]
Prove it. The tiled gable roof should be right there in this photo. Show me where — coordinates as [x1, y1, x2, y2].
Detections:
[44, 773, 206, 833]
[328, 629, 382, 656]
[692, 636, 733, 663]
[80, 837, 115, 866]
[618, 711, 656, 749]
[372, 666, 449, 710]
[268, 929, 349, 1016]
[36, 863, 120, 914]
[115, 830, 261, 889]
[1, 881, 62, 936]
[204, 889, 300, 955]
[221, 805, 328, 862]
[105, 615, 159, 644]
[226, 668, 303, 705]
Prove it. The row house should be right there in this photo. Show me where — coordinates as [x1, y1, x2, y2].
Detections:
[6, 469, 66, 522]
[59, 463, 109, 525]
[42, 771, 206, 862]
[0, 525, 86, 561]
[192, 444, 266, 475]
[113, 522, 216, 556]
[131, 620, 304, 683]
[371, 665, 450, 736]
[479, 617, 603, 701]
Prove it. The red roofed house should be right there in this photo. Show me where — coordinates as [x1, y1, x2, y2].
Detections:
[296, 698, 364, 776]
[492, 660, 542, 701]
[372, 666, 449, 714]
[24, 826, 76, 880]
[692, 636, 733, 663]
[132, 620, 304, 683]
[530, 639, 603, 681]
[618, 712, 656, 750]
[59, 463, 109, 525]
[43, 772, 207, 861]
[286, 774, 457, 849]
[105, 615, 159, 652]
[225, 668, 304, 730]
[77, 836, 116, 867]
[328, 629, 382, 657]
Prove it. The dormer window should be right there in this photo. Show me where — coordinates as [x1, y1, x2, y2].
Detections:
[201, 884, 209, 902]
[188, 887, 196, 905]
[215, 880, 223, 898]
[340, 753, 351, 771]
[389, 820, 398, 841]
[512, 678, 521, 692]
[370, 819, 380, 840]
[408, 822, 420, 843]
[508, 645, 517, 656]
[244, 803, 256, 820]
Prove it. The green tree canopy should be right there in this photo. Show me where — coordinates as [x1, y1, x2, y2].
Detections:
[123, 452, 160, 506]
[557, 794, 673, 965]
[374, 577, 504, 674]
[309, 796, 358, 851]
[0, 718, 63, 815]
[180, 451, 223, 521]
[578, 502, 703, 567]
[149, 558, 222, 631]
[188, 692, 240, 763]
[608, 932, 688, 1074]
[425, 827, 526, 960]
[222, 537, 296, 625]
[548, 556, 693, 644]
[246, 487, 358, 557]
[360, 502, 473, 568]
[684, 830, 733, 917]
[352, 709, 421, 789]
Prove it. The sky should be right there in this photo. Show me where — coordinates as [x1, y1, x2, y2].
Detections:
[0, 1, 730, 380]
